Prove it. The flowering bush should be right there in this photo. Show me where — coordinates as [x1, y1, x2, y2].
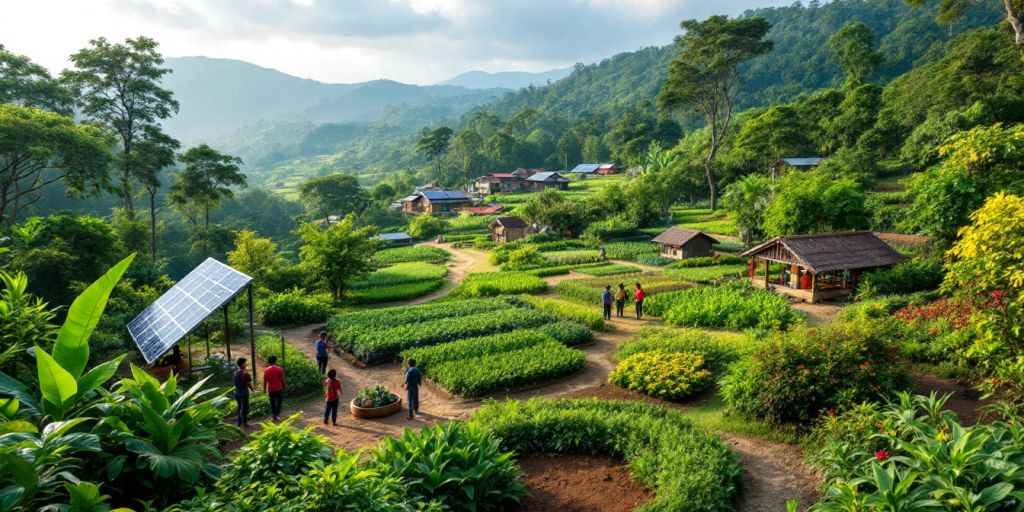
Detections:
[353, 385, 398, 408]
[720, 320, 910, 426]
[609, 350, 713, 401]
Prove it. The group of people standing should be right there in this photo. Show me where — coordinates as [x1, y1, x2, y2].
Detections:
[231, 331, 423, 427]
[602, 282, 645, 321]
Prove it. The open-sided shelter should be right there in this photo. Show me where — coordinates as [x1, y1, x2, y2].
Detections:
[741, 231, 905, 303]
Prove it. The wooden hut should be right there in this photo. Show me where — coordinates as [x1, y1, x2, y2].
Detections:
[652, 227, 718, 260]
[401, 190, 473, 214]
[490, 217, 531, 243]
[524, 171, 570, 191]
[741, 231, 905, 303]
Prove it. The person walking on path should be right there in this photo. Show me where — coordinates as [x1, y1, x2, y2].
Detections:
[263, 356, 287, 421]
[323, 368, 342, 426]
[233, 357, 254, 427]
[614, 283, 627, 318]
[634, 282, 646, 319]
[601, 285, 613, 321]
[403, 359, 422, 420]
[314, 332, 334, 375]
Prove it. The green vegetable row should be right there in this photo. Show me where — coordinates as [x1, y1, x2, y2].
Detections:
[429, 341, 586, 397]
[327, 297, 509, 337]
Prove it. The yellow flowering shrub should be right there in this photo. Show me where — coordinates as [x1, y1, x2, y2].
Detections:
[608, 350, 713, 401]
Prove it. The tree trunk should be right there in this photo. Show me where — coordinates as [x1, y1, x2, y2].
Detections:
[704, 163, 718, 211]
[1004, 0, 1024, 48]
[149, 191, 158, 262]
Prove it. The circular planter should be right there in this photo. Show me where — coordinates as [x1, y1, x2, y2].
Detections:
[350, 396, 403, 419]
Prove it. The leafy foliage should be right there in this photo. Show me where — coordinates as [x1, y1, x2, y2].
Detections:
[448, 271, 547, 297]
[257, 290, 334, 326]
[661, 281, 799, 330]
[427, 340, 586, 397]
[298, 215, 377, 300]
[254, 335, 320, 395]
[372, 245, 450, 265]
[858, 259, 944, 299]
[609, 350, 713, 401]
[516, 294, 605, 330]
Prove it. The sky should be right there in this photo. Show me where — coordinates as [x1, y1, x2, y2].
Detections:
[1, 0, 792, 85]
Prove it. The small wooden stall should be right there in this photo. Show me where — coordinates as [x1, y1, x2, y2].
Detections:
[490, 216, 531, 243]
[741, 231, 905, 303]
[652, 227, 718, 260]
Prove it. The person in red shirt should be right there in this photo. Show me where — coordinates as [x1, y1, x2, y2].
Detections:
[323, 368, 342, 426]
[262, 356, 287, 421]
[634, 282, 646, 320]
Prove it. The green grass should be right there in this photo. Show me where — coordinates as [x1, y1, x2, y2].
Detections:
[449, 271, 548, 297]
[373, 246, 451, 265]
[349, 262, 447, 289]
[671, 208, 737, 236]
[677, 395, 800, 444]
[664, 264, 748, 283]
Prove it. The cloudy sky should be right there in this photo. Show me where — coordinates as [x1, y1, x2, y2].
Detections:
[2, 0, 791, 84]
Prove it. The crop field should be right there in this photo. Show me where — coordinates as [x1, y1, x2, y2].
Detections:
[671, 208, 737, 235]
[449, 271, 547, 297]
[556, 273, 691, 305]
[346, 262, 448, 304]
[573, 264, 641, 276]
[664, 264, 748, 283]
[373, 245, 451, 265]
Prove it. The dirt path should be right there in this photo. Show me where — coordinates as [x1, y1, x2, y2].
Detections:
[911, 371, 990, 425]
[723, 433, 820, 512]
[790, 301, 842, 327]
[367, 242, 496, 308]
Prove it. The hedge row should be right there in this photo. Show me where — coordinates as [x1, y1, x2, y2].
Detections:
[254, 334, 321, 395]
[471, 399, 742, 511]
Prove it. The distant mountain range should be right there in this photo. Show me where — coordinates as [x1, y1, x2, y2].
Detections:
[159, 57, 570, 143]
[438, 68, 573, 90]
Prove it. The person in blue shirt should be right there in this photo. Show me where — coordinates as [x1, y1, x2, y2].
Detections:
[403, 359, 422, 420]
[601, 285, 613, 321]
[314, 332, 334, 375]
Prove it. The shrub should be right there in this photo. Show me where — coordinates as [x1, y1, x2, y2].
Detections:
[503, 246, 548, 270]
[662, 282, 800, 330]
[350, 262, 447, 289]
[254, 335, 321, 394]
[336, 307, 558, 363]
[609, 350, 713, 401]
[428, 341, 587, 397]
[368, 422, 526, 511]
[263, 264, 306, 292]
[289, 453, 413, 512]
[449, 271, 547, 297]
[257, 290, 334, 326]
[373, 245, 450, 265]
[807, 393, 1024, 511]
[471, 399, 742, 511]
[574, 264, 641, 276]
[857, 259, 943, 299]
[517, 294, 605, 330]
[535, 321, 593, 345]
[407, 214, 448, 238]
[614, 327, 748, 373]
[582, 216, 638, 240]
[720, 321, 911, 426]
[214, 417, 333, 494]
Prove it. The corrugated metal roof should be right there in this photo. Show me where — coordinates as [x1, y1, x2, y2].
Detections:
[377, 232, 412, 241]
[571, 164, 600, 173]
[492, 216, 528, 229]
[652, 227, 718, 247]
[742, 231, 906, 273]
[780, 157, 825, 167]
[527, 171, 568, 182]
[420, 190, 472, 201]
[400, 195, 418, 202]
[597, 163, 618, 170]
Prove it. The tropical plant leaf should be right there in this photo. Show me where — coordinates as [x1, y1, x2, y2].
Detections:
[35, 349, 77, 418]
[0, 372, 39, 415]
[53, 254, 134, 379]
[76, 355, 126, 399]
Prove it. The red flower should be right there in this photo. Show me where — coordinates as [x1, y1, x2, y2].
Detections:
[874, 450, 890, 462]
[993, 291, 1001, 300]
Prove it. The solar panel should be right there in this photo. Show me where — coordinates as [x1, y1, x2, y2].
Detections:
[128, 258, 252, 364]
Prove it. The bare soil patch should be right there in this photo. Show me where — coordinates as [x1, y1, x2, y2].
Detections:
[911, 371, 990, 424]
[517, 454, 651, 512]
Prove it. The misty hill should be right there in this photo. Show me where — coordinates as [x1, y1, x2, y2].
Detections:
[439, 68, 573, 90]
[160, 57, 509, 143]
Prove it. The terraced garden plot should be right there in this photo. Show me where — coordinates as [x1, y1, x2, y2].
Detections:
[329, 301, 559, 364]
[373, 245, 451, 265]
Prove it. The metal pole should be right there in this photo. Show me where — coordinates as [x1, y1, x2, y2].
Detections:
[204, 322, 210, 360]
[248, 284, 257, 387]
[187, 334, 193, 375]
[223, 306, 232, 362]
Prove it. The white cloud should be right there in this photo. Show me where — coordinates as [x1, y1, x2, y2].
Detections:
[0, 0, 791, 84]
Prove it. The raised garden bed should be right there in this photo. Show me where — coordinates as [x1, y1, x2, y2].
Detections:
[350, 397, 403, 418]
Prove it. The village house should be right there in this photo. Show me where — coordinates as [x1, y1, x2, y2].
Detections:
[490, 216, 531, 243]
[570, 163, 622, 176]
[741, 231, 905, 303]
[376, 232, 413, 246]
[472, 173, 523, 195]
[401, 190, 474, 215]
[771, 157, 826, 179]
[652, 227, 718, 260]
[524, 171, 570, 191]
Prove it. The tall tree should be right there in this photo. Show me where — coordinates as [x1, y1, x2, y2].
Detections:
[132, 126, 179, 261]
[0, 104, 112, 228]
[722, 174, 775, 246]
[0, 45, 72, 113]
[63, 36, 179, 216]
[168, 144, 246, 256]
[227, 230, 283, 282]
[450, 129, 485, 184]
[416, 126, 453, 183]
[735, 105, 813, 179]
[906, 0, 1024, 51]
[658, 15, 773, 210]
[298, 215, 377, 300]
[298, 173, 369, 223]
[828, 22, 884, 88]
